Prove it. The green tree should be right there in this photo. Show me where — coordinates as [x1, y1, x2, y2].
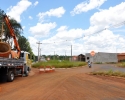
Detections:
[0, 9, 23, 42]
[18, 36, 35, 60]
[0, 9, 35, 60]
[18, 36, 28, 51]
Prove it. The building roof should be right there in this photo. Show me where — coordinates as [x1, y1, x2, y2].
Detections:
[118, 53, 125, 56]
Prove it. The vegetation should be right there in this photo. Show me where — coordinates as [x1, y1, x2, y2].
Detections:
[18, 36, 35, 60]
[117, 62, 125, 68]
[0, 9, 22, 42]
[0, 9, 35, 60]
[44, 55, 70, 61]
[91, 69, 125, 77]
[94, 62, 102, 64]
[32, 60, 87, 68]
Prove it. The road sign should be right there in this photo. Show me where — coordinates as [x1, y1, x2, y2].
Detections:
[47, 58, 50, 60]
[90, 51, 95, 56]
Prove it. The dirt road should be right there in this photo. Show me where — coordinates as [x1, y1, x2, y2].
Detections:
[0, 65, 125, 100]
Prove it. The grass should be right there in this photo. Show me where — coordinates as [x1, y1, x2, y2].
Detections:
[94, 62, 102, 64]
[117, 62, 125, 68]
[32, 60, 87, 68]
[91, 69, 125, 77]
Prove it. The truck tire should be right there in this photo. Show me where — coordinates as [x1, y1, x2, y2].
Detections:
[25, 70, 29, 77]
[24, 67, 29, 77]
[7, 71, 14, 82]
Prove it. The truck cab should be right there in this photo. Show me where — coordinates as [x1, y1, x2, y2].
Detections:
[20, 51, 31, 68]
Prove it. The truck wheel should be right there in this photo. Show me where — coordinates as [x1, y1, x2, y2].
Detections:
[24, 67, 30, 77]
[25, 70, 29, 77]
[7, 71, 14, 82]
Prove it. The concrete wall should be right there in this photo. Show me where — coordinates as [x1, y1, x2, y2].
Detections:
[85, 52, 118, 63]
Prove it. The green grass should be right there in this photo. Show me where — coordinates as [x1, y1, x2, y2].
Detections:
[94, 62, 102, 64]
[32, 60, 87, 68]
[117, 62, 125, 68]
[91, 69, 125, 77]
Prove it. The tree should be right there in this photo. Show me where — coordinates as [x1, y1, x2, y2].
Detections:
[18, 36, 28, 51]
[18, 35, 35, 60]
[0, 9, 23, 43]
[0, 9, 35, 60]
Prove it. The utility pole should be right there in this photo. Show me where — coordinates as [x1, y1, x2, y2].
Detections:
[40, 48, 41, 58]
[65, 51, 66, 60]
[54, 51, 55, 60]
[36, 41, 42, 62]
[71, 45, 72, 61]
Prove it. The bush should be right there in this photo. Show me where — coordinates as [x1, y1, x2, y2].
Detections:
[91, 70, 125, 77]
[32, 60, 87, 68]
[94, 62, 102, 64]
[117, 62, 125, 68]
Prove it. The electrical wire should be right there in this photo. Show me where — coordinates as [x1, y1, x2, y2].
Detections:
[37, 21, 125, 44]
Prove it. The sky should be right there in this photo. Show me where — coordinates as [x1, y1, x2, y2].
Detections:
[1, 0, 125, 56]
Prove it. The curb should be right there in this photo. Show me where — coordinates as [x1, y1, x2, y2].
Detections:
[88, 73, 125, 80]
[56, 66, 86, 69]
[39, 66, 55, 73]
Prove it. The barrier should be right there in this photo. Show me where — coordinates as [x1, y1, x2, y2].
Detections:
[45, 66, 51, 73]
[39, 66, 55, 73]
[39, 66, 45, 73]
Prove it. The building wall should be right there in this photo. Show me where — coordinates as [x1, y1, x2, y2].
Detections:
[117, 54, 125, 62]
[85, 52, 118, 63]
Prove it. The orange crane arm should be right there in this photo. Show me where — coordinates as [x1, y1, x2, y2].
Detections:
[3, 15, 21, 58]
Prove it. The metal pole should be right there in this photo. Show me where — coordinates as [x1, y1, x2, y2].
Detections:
[39, 48, 40, 58]
[65, 51, 66, 60]
[71, 45, 72, 61]
[36, 41, 42, 62]
[80, 55, 81, 61]
[54, 51, 55, 60]
[38, 42, 40, 61]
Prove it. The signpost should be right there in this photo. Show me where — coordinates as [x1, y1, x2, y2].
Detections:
[90, 51, 95, 70]
[90, 51, 95, 56]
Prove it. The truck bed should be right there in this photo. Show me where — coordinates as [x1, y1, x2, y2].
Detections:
[0, 57, 24, 67]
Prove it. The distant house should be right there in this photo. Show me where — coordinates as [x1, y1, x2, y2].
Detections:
[69, 54, 86, 61]
[117, 53, 125, 62]
[69, 56, 78, 61]
[78, 54, 85, 61]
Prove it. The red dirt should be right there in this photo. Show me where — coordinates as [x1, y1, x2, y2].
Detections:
[0, 67, 125, 100]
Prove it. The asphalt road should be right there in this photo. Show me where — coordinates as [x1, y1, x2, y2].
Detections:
[92, 64, 125, 72]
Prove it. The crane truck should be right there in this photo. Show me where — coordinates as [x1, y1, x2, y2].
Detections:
[0, 9, 31, 82]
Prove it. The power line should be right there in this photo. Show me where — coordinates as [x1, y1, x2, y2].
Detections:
[37, 21, 125, 44]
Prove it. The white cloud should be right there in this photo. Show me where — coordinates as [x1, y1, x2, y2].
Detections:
[90, 2, 125, 26]
[34, 1, 38, 6]
[70, 0, 107, 16]
[7, 0, 32, 22]
[22, 26, 25, 29]
[38, 7, 65, 22]
[82, 2, 125, 53]
[29, 27, 125, 55]
[29, 22, 57, 37]
[28, 37, 38, 55]
[29, 16, 33, 19]
[83, 30, 125, 53]
[56, 26, 68, 32]
[29, 2, 125, 56]
[55, 26, 84, 40]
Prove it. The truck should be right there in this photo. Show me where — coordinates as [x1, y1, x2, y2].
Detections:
[0, 9, 31, 82]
